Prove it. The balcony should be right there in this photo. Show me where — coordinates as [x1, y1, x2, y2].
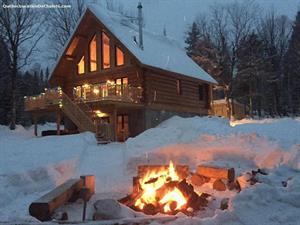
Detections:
[24, 84, 143, 112]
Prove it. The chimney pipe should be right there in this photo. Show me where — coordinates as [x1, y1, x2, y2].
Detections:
[137, 2, 143, 50]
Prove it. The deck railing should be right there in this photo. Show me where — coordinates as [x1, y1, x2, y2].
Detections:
[73, 84, 143, 104]
[24, 85, 143, 111]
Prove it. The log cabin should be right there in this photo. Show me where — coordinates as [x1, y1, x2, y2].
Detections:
[24, 3, 217, 143]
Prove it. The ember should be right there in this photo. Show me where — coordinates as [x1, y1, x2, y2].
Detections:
[120, 161, 209, 215]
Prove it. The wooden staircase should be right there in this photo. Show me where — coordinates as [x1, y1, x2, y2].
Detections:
[60, 92, 113, 144]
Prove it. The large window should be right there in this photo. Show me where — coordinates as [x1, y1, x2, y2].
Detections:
[102, 32, 110, 69]
[77, 56, 85, 74]
[115, 77, 128, 96]
[89, 35, 97, 72]
[116, 46, 124, 66]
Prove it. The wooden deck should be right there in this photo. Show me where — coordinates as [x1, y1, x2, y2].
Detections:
[24, 86, 143, 112]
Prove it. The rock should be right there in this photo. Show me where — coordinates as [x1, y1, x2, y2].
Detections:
[93, 199, 122, 220]
[191, 174, 210, 187]
[220, 198, 229, 210]
[213, 179, 226, 191]
[282, 181, 288, 187]
[227, 180, 241, 192]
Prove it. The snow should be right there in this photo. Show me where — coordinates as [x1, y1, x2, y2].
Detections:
[0, 117, 300, 224]
[51, 4, 217, 84]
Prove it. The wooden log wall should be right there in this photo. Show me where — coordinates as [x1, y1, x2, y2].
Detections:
[144, 69, 211, 114]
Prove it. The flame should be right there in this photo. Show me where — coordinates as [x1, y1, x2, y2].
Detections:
[160, 188, 187, 212]
[134, 161, 187, 213]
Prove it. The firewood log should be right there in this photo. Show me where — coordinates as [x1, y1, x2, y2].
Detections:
[191, 173, 210, 187]
[29, 179, 83, 221]
[196, 166, 235, 182]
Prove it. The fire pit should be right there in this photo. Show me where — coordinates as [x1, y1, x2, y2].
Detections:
[119, 161, 209, 215]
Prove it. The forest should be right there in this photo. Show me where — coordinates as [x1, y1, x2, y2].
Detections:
[185, 1, 300, 117]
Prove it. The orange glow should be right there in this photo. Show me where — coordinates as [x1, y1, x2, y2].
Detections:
[160, 188, 187, 212]
[77, 56, 85, 74]
[116, 47, 124, 66]
[89, 35, 97, 72]
[134, 161, 187, 213]
[102, 32, 110, 69]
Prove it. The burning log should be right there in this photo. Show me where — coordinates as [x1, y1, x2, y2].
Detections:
[138, 165, 189, 179]
[121, 162, 211, 216]
[196, 166, 235, 182]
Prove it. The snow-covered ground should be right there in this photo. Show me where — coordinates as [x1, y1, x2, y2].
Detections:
[0, 117, 300, 224]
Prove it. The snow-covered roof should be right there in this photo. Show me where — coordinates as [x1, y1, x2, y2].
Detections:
[88, 5, 217, 84]
[51, 4, 217, 84]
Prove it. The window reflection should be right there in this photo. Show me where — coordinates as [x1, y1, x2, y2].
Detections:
[77, 56, 85, 74]
[89, 35, 97, 72]
[102, 32, 110, 69]
[116, 47, 124, 66]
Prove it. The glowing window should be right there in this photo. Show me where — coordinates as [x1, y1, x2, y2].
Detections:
[77, 56, 85, 74]
[116, 47, 124, 66]
[89, 35, 97, 72]
[102, 32, 110, 69]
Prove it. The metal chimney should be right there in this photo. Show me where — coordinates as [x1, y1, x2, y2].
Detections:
[137, 2, 143, 50]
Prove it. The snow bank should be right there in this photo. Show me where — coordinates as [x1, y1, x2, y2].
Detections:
[0, 117, 300, 224]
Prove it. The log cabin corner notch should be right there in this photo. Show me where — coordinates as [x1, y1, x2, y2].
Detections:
[24, 3, 217, 143]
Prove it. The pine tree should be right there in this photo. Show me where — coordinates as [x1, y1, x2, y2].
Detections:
[284, 10, 300, 114]
[185, 22, 200, 57]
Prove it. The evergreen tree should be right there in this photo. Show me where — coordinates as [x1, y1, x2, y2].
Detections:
[185, 22, 200, 57]
[284, 10, 300, 114]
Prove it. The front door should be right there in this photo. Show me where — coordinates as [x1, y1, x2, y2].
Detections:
[117, 114, 129, 141]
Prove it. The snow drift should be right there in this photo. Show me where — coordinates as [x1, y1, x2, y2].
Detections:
[0, 116, 299, 224]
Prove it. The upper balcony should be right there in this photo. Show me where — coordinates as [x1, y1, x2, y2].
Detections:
[24, 84, 143, 112]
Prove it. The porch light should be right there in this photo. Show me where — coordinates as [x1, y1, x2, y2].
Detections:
[95, 110, 108, 118]
[93, 88, 99, 95]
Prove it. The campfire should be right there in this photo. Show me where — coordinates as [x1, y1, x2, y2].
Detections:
[120, 161, 209, 215]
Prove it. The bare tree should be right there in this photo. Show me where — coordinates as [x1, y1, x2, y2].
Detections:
[47, 0, 85, 59]
[258, 9, 292, 115]
[204, 1, 259, 118]
[0, 0, 46, 129]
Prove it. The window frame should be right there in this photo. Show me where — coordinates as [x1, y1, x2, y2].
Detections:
[77, 55, 85, 75]
[115, 46, 125, 67]
[101, 31, 111, 70]
[88, 34, 97, 72]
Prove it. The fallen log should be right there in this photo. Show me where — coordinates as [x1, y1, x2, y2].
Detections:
[196, 166, 235, 182]
[29, 178, 83, 221]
